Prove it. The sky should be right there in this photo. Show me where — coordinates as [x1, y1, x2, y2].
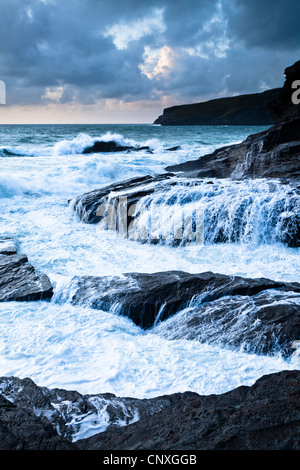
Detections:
[0, 0, 299, 124]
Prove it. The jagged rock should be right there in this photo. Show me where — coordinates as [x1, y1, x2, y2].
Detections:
[77, 370, 300, 450]
[166, 117, 300, 180]
[0, 376, 194, 446]
[69, 270, 300, 355]
[0, 237, 53, 301]
[0, 393, 75, 450]
[1, 371, 300, 450]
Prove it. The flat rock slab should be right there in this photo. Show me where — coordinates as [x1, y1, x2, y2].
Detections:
[153, 289, 300, 356]
[71, 173, 175, 224]
[0, 237, 53, 301]
[70, 270, 300, 355]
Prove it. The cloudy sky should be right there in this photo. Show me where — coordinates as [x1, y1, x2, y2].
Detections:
[0, 0, 299, 123]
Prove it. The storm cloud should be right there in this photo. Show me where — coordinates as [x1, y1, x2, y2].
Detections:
[0, 0, 299, 112]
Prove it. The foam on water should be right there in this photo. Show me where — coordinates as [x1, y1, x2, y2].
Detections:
[0, 124, 299, 403]
[0, 301, 299, 398]
[130, 178, 300, 246]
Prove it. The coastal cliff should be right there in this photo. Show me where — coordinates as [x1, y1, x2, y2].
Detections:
[153, 88, 280, 126]
[166, 60, 300, 181]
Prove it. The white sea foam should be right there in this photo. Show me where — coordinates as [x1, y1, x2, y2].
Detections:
[0, 124, 298, 411]
[53, 132, 133, 155]
[130, 178, 300, 246]
[0, 302, 298, 399]
[52, 132, 162, 156]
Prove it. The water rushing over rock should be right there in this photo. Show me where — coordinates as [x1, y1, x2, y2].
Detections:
[0, 60, 300, 451]
[72, 176, 300, 247]
[67, 270, 300, 356]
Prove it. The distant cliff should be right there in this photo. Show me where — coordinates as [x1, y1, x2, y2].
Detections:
[153, 88, 280, 126]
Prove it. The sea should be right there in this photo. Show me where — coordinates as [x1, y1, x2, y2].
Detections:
[0, 124, 299, 404]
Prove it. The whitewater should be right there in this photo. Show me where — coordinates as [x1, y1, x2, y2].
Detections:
[0, 124, 299, 405]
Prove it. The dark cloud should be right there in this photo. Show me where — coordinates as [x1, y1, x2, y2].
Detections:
[223, 0, 300, 51]
[0, 0, 299, 108]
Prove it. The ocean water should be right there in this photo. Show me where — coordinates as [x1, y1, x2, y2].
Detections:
[0, 124, 299, 403]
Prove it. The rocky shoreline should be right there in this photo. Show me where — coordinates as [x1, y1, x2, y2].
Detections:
[0, 371, 299, 450]
[0, 61, 299, 450]
[72, 62, 300, 249]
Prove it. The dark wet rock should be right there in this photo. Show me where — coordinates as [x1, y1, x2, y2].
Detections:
[82, 140, 150, 154]
[153, 88, 280, 126]
[0, 376, 193, 447]
[166, 117, 300, 180]
[69, 270, 300, 355]
[71, 173, 175, 225]
[0, 392, 75, 450]
[269, 60, 300, 124]
[72, 176, 300, 248]
[77, 370, 300, 450]
[1, 371, 300, 450]
[166, 145, 181, 151]
[153, 289, 300, 356]
[0, 237, 53, 301]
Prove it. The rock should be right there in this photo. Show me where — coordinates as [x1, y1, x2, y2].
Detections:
[0, 376, 194, 446]
[1, 371, 300, 450]
[77, 370, 300, 450]
[153, 88, 280, 126]
[0, 393, 75, 450]
[166, 145, 181, 151]
[71, 173, 175, 225]
[0, 236, 18, 255]
[69, 270, 300, 355]
[82, 140, 150, 154]
[153, 289, 300, 356]
[72, 174, 300, 248]
[269, 60, 300, 124]
[165, 117, 300, 180]
[0, 237, 53, 301]
[166, 61, 300, 180]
